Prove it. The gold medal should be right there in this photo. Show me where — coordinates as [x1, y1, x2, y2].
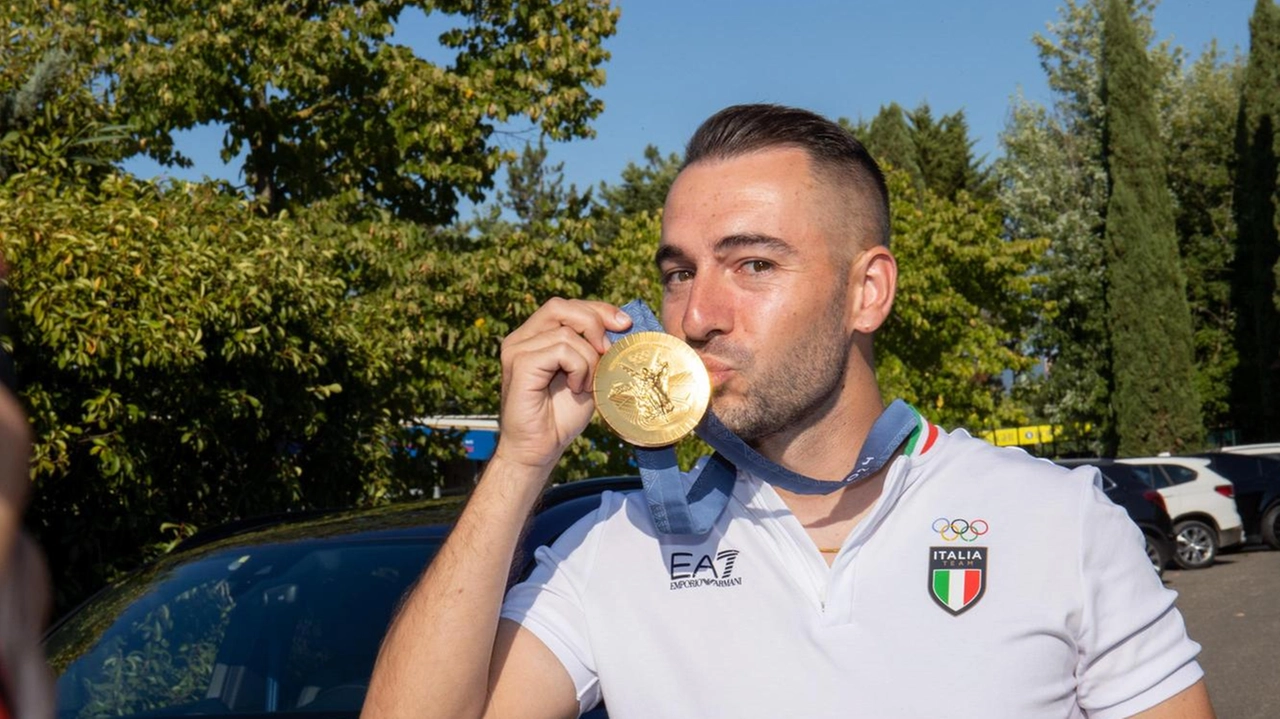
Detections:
[593, 332, 711, 447]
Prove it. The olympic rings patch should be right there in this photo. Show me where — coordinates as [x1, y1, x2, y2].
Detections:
[932, 517, 989, 542]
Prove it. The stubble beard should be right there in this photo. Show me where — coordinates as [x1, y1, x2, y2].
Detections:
[709, 293, 853, 445]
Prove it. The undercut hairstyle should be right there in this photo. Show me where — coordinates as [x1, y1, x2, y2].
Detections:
[682, 103, 891, 248]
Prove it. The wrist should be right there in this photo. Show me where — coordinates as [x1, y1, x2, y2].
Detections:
[483, 450, 558, 500]
[489, 443, 562, 478]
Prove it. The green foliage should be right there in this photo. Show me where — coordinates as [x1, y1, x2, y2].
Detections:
[0, 171, 444, 608]
[0, 3, 125, 183]
[877, 170, 1047, 431]
[852, 104, 923, 185]
[3, 0, 624, 608]
[906, 105, 993, 201]
[1164, 45, 1242, 432]
[502, 139, 593, 226]
[998, 99, 1112, 450]
[1004, 0, 1230, 452]
[1101, 0, 1203, 454]
[1032, 0, 1176, 135]
[84, 0, 619, 221]
[846, 103, 992, 201]
[592, 144, 682, 237]
[1231, 0, 1280, 441]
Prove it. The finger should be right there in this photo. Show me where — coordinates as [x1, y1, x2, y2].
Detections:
[503, 326, 602, 395]
[505, 298, 631, 354]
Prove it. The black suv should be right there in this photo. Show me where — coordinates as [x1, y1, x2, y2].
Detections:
[1193, 452, 1280, 549]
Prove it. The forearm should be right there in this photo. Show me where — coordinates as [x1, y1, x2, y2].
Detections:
[363, 457, 549, 719]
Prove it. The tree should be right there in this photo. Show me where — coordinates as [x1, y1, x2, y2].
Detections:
[1100, 0, 1203, 454]
[855, 103, 922, 184]
[78, 0, 619, 222]
[1231, 0, 1280, 442]
[500, 139, 593, 227]
[1164, 45, 1242, 435]
[998, 99, 1112, 448]
[848, 103, 990, 201]
[594, 145, 682, 219]
[907, 105, 993, 201]
[877, 170, 1048, 431]
[0, 171, 447, 609]
[1, 1, 625, 609]
[0, 6, 124, 184]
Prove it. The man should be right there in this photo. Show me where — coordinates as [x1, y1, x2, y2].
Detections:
[363, 105, 1213, 718]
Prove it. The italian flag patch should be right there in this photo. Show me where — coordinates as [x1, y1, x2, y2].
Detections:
[928, 546, 987, 615]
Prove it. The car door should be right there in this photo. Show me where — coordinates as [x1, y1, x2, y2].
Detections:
[1152, 464, 1205, 521]
[1127, 464, 1192, 520]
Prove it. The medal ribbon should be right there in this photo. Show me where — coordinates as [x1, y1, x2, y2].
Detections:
[607, 300, 919, 535]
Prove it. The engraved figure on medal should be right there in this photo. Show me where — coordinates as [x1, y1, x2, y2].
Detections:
[608, 354, 697, 430]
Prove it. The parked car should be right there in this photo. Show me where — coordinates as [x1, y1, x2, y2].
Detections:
[1220, 442, 1280, 459]
[45, 477, 642, 719]
[1193, 452, 1280, 549]
[1259, 485, 1280, 549]
[1113, 456, 1245, 569]
[1054, 459, 1177, 576]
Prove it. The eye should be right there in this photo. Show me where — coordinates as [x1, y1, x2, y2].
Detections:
[662, 268, 694, 287]
[741, 259, 774, 274]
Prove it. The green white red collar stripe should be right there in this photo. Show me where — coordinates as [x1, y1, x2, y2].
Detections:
[903, 407, 939, 457]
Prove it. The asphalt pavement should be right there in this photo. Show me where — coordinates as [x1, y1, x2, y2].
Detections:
[1162, 545, 1280, 719]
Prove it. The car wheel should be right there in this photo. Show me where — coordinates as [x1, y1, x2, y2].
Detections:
[1143, 532, 1168, 576]
[1173, 520, 1218, 569]
[1262, 504, 1280, 550]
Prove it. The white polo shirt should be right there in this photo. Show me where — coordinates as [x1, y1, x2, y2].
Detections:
[502, 424, 1203, 718]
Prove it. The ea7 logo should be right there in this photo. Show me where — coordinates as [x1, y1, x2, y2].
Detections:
[668, 549, 743, 590]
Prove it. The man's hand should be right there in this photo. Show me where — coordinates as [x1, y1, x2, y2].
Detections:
[494, 298, 631, 473]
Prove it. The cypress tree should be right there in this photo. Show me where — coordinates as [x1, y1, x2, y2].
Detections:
[910, 106, 990, 201]
[863, 103, 924, 186]
[858, 102, 990, 201]
[1101, 0, 1204, 454]
[1231, 0, 1280, 442]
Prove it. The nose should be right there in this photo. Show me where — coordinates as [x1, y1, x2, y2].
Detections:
[668, 273, 734, 343]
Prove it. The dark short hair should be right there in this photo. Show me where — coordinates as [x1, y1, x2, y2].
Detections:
[682, 104, 890, 247]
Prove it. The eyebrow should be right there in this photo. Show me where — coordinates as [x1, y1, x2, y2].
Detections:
[654, 233, 798, 267]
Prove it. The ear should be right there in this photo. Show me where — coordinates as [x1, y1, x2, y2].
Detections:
[848, 246, 897, 335]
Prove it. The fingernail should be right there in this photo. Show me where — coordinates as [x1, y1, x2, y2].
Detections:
[615, 310, 630, 325]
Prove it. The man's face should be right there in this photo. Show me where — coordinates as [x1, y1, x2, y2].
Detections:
[657, 147, 857, 443]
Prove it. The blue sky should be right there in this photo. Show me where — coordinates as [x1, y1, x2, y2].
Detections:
[124, 0, 1255, 201]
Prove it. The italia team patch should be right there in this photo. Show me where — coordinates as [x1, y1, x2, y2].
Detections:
[928, 546, 987, 615]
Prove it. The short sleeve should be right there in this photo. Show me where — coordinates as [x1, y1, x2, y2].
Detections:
[1071, 468, 1204, 718]
[501, 492, 619, 716]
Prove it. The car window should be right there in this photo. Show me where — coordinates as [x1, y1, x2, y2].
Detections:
[1205, 453, 1254, 479]
[1096, 464, 1145, 492]
[1162, 465, 1198, 485]
[1125, 464, 1166, 489]
[49, 540, 435, 719]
